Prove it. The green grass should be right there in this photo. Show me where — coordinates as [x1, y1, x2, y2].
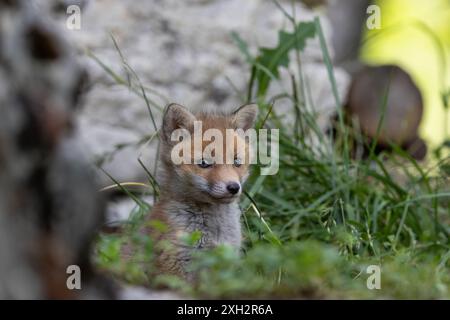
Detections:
[92, 4, 450, 299]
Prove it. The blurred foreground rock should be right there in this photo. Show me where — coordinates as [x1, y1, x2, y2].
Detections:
[0, 0, 114, 299]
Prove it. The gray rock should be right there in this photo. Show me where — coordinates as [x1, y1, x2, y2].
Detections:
[31, 0, 350, 186]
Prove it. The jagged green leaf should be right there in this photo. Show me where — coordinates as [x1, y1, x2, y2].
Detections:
[255, 21, 316, 98]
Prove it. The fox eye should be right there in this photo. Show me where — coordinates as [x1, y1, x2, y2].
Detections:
[198, 159, 212, 169]
[233, 158, 242, 167]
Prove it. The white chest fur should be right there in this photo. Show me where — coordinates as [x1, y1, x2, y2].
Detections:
[166, 201, 242, 249]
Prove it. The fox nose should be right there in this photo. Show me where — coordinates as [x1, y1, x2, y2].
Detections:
[226, 182, 240, 195]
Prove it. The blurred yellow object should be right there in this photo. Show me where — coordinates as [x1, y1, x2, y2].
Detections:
[360, 0, 450, 150]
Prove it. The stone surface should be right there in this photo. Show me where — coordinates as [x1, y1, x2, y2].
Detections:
[105, 196, 154, 227]
[32, 0, 350, 187]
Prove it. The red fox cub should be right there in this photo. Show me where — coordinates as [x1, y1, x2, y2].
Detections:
[144, 103, 258, 281]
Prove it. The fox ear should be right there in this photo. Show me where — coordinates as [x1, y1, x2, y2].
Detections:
[162, 103, 196, 142]
[232, 103, 259, 131]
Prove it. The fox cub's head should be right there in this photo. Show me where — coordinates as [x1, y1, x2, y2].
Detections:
[160, 103, 258, 204]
